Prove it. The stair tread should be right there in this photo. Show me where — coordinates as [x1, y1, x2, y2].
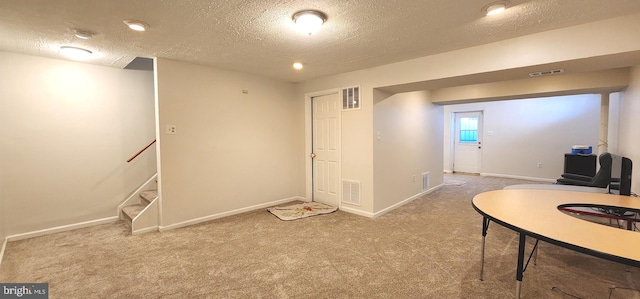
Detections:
[122, 204, 146, 220]
[139, 189, 158, 204]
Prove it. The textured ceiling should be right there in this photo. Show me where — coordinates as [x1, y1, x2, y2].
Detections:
[2, 0, 640, 83]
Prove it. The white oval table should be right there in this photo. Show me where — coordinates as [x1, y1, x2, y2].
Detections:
[472, 189, 640, 298]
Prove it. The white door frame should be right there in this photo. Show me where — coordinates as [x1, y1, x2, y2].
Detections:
[305, 88, 341, 206]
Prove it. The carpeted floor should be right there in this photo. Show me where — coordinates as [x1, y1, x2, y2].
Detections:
[1, 174, 639, 298]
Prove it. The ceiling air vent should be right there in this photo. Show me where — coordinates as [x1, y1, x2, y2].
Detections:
[529, 69, 564, 78]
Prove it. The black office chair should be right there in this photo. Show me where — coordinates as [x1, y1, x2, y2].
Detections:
[556, 152, 612, 188]
[610, 156, 633, 196]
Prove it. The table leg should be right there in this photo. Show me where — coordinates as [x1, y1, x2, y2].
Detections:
[516, 232, 526, 298]
[480, 217, 490, 281]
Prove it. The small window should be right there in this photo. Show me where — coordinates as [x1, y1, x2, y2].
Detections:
[459, 117, 478, 143]
[342, 86, 360, 110]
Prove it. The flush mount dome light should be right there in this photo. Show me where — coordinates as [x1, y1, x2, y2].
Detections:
[293, 62, 304, 70]
[123, 19, 149, 31]
[292, 10, 327, 35]
[483, 1, 508, 15]
[60, 46, 93, 60]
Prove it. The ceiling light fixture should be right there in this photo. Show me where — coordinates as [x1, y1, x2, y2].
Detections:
[59, 46, 93, 60]
[483, 1, 508, 16]
[123, 19, 149, 32]
[293, 62, 304, 70]
[292, 10, 327, 35]
[74, 29, 94, 40]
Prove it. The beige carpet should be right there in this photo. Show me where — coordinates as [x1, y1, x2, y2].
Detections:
[1, 174, 639, 298]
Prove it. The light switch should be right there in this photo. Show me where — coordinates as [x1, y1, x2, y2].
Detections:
[376, 131, 381, 141]
[166, 125, 177, 135]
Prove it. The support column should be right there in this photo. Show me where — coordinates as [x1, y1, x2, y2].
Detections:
[599, 93, 610, 156]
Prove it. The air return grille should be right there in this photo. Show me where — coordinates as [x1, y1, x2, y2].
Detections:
[422, 172, 430, 192]
[342, 179, 361, 205]
[529, 69, 564, 77]
[342, 86, 360, 110]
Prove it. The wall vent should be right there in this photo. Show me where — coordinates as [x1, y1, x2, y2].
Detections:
[342, 179, 361, 205]
[342, 86, 360, 110]
[529, 69, 564, 78]
[421, 172, 430, 192]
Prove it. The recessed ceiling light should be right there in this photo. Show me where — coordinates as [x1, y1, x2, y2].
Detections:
[292, 10, 327, 35]
[123, 19, 149, 32]
[60, 46, 93, 60]
[483, 1, 508, 16]
[74, 29, 94, 40]
[293, 62, 304, 70]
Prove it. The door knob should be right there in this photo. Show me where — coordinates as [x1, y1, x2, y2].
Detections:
[310, 153, 317, 159]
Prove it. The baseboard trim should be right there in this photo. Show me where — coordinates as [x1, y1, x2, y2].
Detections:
[339, 206, 375, 218]
[373, 184, 444, 218]
[159, 196, 303, 232]
[0, 237, 7, 269]
[6, 216, 119, 242]
[132, 226, 159, 236]
[480, 173, 556, 183]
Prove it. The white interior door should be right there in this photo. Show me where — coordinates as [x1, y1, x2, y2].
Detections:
[312, 94, 340, 207]
[453, 111, 483, 174]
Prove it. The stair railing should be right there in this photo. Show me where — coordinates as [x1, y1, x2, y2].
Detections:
[127, 139, 156, 162]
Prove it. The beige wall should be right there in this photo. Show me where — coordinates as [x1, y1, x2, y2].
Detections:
[340, 86, 375, 214]
[0, 51, 157, 236]
[0, 168, 4, 246]
[618, 65, 640, 194]
[373, 90, 443, 213]
[155, 58, 299, 228]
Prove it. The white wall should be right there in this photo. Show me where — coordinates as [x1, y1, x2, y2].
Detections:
[155, 58, 299, 228]
[443, 95, 601, 180]
[618, 65, 640, 194]
[0, 51, 157, 236]
[373, 90, 443, 212]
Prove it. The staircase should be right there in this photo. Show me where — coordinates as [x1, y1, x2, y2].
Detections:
[118, 174, 159, 235]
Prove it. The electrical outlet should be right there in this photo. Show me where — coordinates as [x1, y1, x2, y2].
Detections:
[166, 125, 177, 135]
[537, 162, 543, 168]
[412, 175, 416, 182]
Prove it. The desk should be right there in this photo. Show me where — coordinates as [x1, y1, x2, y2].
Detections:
[472, 189, 640, 298]
[504, 183, 608, 193]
